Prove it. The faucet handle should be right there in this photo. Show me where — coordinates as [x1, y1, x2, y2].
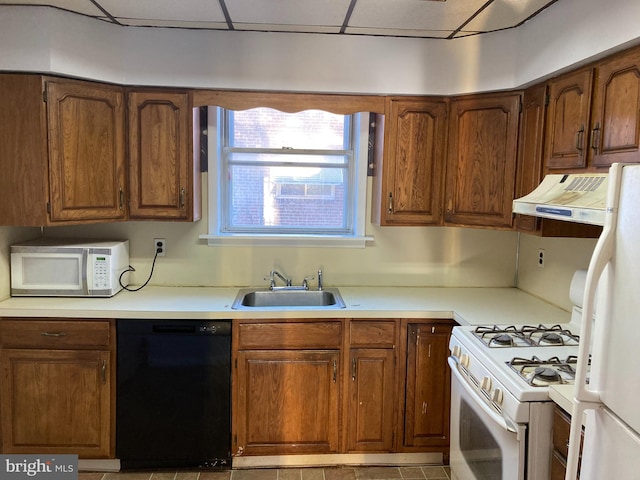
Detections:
[302, 276, 315, 290]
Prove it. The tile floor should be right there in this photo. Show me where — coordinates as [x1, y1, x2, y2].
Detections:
[79, 465, 451, 480]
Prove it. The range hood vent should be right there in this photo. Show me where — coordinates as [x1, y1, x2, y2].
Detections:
[513, 173, 608, 226]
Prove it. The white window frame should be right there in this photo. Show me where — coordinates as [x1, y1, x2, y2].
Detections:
[200, 107, 372, 248]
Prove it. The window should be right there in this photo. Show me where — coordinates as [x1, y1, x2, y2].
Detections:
[203, 107, 370, 247]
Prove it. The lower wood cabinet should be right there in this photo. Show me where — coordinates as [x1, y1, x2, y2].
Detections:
[233, 318, 453, 458]
[235, 349, 340, 455]
[346, 320, 398, 452]
[402, 322, 452, 451]
[0, 318, 115, 458]
[551, 405, 583, 480]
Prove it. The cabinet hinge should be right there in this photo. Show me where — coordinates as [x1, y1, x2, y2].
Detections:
[43, 89, 47, 103]
[545, 93, 550, 107]
[519, 101, 523, 113]
[46, 202, 51, 214]
[234, 358, 237, 369]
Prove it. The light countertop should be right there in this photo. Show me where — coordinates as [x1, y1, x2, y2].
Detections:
[0, 286, 570, 326]
[549, 385, 576, 414]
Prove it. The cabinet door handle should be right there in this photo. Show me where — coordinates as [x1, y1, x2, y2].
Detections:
[332, 359, 337, 383]
[591, 122, 601, 154]
[180, 187, 185, 208]
[41, 331, 66, 337]
[388, 192, 393, 214]
[351, 357, 357, 382]
[119, 187, 125, 210]
[101, 360, 107, 384]
[575, 126, 585, 153]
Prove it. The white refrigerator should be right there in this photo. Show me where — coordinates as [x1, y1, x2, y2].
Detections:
[565, 163, 640, 480]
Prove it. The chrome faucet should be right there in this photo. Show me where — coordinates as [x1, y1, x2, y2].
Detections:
[268, 270, 291, 289]
[317, 269, 323, 291]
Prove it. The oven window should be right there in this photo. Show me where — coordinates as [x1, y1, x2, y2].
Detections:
[460, 398, 502, 479]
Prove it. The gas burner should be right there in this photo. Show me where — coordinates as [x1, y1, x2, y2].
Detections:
[473, 324, 580, 348]
[507, 355, 581, 387]
[533, 367, 561, 382]
[539, 332, 563, 345]
[490, 333, 516, 346]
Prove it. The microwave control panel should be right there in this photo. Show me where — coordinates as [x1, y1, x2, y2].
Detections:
[93, 255, 110, 289]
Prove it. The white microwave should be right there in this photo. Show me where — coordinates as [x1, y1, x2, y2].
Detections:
[10, 239, 129, 297]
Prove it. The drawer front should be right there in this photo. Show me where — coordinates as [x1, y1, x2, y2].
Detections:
[553, 406, 571, 458]
[0, 319, 111, 349]
[350, 320, 396, 348]
[237, 321, 342, 349]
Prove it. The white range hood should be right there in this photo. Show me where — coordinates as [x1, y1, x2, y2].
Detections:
[513, 173, 608, 226]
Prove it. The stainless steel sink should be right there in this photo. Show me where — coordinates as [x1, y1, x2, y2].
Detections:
[232, 287, 346, 309]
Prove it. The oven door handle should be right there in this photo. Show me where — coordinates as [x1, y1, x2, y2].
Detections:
[449, 356, 523, 437]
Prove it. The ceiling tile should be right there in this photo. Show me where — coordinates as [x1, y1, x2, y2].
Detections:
[234, 23, 342, 34]
[462, 0, 557, 32]
[115, 18, 229, 30]
[0, 0, 103, 16]
[348, 0, 489, 31]
[226, 0, 352, 27]
[344, 27, 452, 38]
[95, 0, 226, 23]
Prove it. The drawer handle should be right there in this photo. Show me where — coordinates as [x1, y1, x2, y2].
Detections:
[41, 332, 67, 337]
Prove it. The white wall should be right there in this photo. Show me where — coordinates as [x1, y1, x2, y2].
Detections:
[37, 176, 519, 291]
[1, 0, 640, 95]
[517, 234, 597, 312]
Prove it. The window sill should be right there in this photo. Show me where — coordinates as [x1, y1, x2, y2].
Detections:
[199, 233, 374, 248]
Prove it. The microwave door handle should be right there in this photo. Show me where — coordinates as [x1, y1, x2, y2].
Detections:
[81, 250, 89, 295]
[448, 356, 523, 437]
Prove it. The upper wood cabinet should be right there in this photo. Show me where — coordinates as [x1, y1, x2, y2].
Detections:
[0, 75, 126, 226]
[515, 83, 547, 233]
[590, 47, 640, 167]
[545, 68, 594, 171]
[545, 45, 640, 172]
[127, 89, 201, 221]
[445, 93, 521, 229]
[372, 97, 447, 226]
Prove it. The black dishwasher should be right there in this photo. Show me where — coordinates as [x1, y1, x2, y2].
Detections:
[116, 319, 231, 470]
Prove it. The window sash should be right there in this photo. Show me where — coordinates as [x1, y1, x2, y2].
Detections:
[219, 108, 357, 236]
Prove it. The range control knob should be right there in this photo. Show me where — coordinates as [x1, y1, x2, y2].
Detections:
[491, 388, 504, 406]
[480, 376, 492, 392]
[460, 353, 470, 369]
[451, 345, 461, 358]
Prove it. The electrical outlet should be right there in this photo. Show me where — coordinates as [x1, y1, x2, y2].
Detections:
[154, 238, 166, 257]
[537, 248, 545, 268]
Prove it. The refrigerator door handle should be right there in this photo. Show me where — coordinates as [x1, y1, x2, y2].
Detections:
[566, 163, 626, 480]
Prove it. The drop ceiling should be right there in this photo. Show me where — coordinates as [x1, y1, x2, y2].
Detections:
[0, 0, 559, 38]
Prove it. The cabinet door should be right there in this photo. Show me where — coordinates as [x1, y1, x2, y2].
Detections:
[46, 81, 126, 222]
[0, 349, 112, 457]
[375, 98, 447, 226]
[515, 83, 546, 233]
[346, 348, 395, 452]
[235, 349, 340, 455]
[128, 90, 200, 220]
[545, 68, 594, 170]
[403, 323, 452, 449]
[591, 48, 640, 167]
[445, 93, 520, 228]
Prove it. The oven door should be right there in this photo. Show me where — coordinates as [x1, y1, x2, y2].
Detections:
[449, 356, 526, 480]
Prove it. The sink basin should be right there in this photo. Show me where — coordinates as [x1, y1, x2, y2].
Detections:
[232, 288, 346, 309]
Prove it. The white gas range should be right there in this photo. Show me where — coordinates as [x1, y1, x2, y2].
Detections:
[448, 272, 587, 480]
